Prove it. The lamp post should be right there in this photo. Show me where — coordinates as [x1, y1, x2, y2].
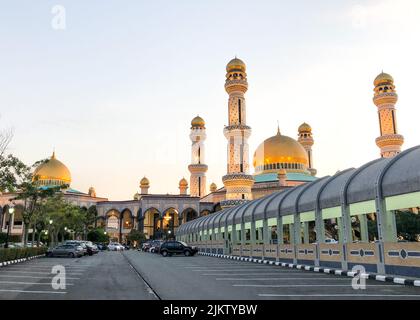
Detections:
[4, 207, 15, 249]
[48, 219, 53, 247]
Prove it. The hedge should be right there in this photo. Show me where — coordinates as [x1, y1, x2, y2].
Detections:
[0, 247, 47, 263]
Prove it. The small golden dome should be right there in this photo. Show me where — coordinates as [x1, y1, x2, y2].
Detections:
[191, 115, 205, 129]
[226, 57, 246, 73]
[253, 131, 309, 175]
[133, 192, 140, 200]
[33, 152, 71, 186]
[179, 177, 188, 187]
[140, 176, 150, 187]
[374, 72, 394, 86]
[210, 182, 217, 192]
[278, 169, 287, 176]
[88, 187, 96, 197]
[298, 122, 312, 133]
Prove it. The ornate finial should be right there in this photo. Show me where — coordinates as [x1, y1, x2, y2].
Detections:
[276, 121, 280, 135]
[51, 148, 56, 159]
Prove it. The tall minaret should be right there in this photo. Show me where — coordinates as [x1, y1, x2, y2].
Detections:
[373, 72, 404, 158]
[188, 116, 208, 197]
[298, 122, 316, 176]
[221, 57, 254, 208]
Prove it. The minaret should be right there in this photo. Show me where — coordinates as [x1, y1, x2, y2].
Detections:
[373, 72, 404, 158]
[140, 176, 150, 195]
[221, 57, 254, 208]
[298, 122, 317, 176]
[88, 187, 96, 198]
[188, 116, 208, 197]
[179, 178, 188, 195]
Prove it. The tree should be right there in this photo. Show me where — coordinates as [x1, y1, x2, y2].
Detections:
[126, 229, 146, 246]
[87, 228, 109, 243]
[0, 116, 13, 157]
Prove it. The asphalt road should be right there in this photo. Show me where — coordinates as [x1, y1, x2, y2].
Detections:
[124, 251, 420, 300]
[0, 251, 155, 300]
[1, 251, 420, 300]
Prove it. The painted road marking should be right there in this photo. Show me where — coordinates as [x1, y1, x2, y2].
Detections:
[258, 294, 420, 297]
[201, 273, 331, 276]
[233, 284, 401, 287]
[0, 281, 74, 286]
[0, 275, 80, 280]
[0, 271, 83, 275]
[216, 277, 351, 281]
[0, 289, 67, 294]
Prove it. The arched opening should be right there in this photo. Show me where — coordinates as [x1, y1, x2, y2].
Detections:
[106, 209, 120, 242]
[96, 216, 106, 228]
[143, 207, 161, 239]
[182, 208, 198, 223]
[200, 210, 211, 217]
[162, 208, 179, 240]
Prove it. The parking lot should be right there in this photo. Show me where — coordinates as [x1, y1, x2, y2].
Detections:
[124, 251, 420, 300]
[0, 251, 154, 300]
[1, 250, 420, 300]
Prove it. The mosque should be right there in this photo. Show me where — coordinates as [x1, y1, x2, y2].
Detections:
[0, 58, 406, 245]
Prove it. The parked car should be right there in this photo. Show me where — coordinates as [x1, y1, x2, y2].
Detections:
[140, 240, 153, 252]
[150, 240, 164, 253]
[159, 241, 198, 257]
[46, 244, 84, 258]
[324, 238, 338, 244]
[96, 243, 108, 251]
[65, 241, 88, 255]
[83, 241, 99, 255]
[108, 242, 124, 251]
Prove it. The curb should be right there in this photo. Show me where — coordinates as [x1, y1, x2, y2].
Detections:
[198, 252, 420, 287]
[0, 254, 45, 267]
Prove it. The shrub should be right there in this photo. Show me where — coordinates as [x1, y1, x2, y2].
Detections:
[0, 246, 47, 263]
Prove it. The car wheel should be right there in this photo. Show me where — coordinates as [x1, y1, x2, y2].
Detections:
[161, 250, 168, 257]
[68, 252, 75, 258]
[184, 250, 191, 257]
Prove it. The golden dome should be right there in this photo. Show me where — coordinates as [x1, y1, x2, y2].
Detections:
[226, 57, 246, 73]
[278, 169, 287, 176]
[133, 192, 140, 200]
[374, 72, 394, 86]
[191, 115, 205, 129]
[298, 122, 312, 133]
[210, 182, 217, 192]
[253, 131, 309, 175]
[140, 176, 150, 187]
[179, 178, 188, 187]
[33, 152, 71, 186]
[88, 187, 96, 197]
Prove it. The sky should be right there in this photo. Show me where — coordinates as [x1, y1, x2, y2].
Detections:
[1, 0, 420, 200]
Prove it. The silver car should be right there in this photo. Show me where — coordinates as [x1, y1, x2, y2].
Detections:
[46, 244, 84, 258]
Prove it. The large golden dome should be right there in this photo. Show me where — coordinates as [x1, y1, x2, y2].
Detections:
[33, 152, 71, 186]
[226, 57, 246, 73]
[253, 130, 309, 175]
[374, 72, 393, 86]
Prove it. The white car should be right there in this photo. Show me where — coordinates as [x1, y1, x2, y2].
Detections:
[325, 238, 338, 244]
[108, 242, 125, 251]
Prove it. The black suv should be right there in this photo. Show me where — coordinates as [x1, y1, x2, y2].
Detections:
[159, 241, 198, 257]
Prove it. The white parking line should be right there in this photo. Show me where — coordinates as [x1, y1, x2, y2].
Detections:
[191, 269, 301, 272]
[201, 273, 327, 276]
[233, 284, 400, 287]
[0, 271, 83, 275]
[216, 277, 350, 281]
[4, 266, 87, 271]
[0, 281, 74, 286]
[258, 294, 420, 297]
[0, 289, 67, 294]
[0, 275, 80, 280]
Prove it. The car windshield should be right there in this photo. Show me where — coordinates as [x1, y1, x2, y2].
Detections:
[179, 241, 188, 246]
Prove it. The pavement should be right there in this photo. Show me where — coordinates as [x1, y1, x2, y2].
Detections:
[0, 251, 155, 300]
[123, 251, 420, 300]
[1, 250, 420, 300]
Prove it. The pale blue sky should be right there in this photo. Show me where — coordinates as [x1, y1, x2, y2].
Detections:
[1, 0, 420, 200]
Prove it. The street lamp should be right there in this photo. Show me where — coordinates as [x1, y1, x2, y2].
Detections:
[4, 206, 15, 249]
[49, 219, 53, 225]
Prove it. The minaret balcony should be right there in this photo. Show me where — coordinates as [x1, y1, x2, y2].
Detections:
[373, 92, 398, 105]
[188, 164, 208, 173]
[223, 125, 252, 138]
[375, 134, 404, 148]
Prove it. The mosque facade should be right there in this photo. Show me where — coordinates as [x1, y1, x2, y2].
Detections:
[0, 58, 405, 244]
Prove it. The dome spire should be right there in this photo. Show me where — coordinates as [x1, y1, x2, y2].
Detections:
[276, 121, 280, 135]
